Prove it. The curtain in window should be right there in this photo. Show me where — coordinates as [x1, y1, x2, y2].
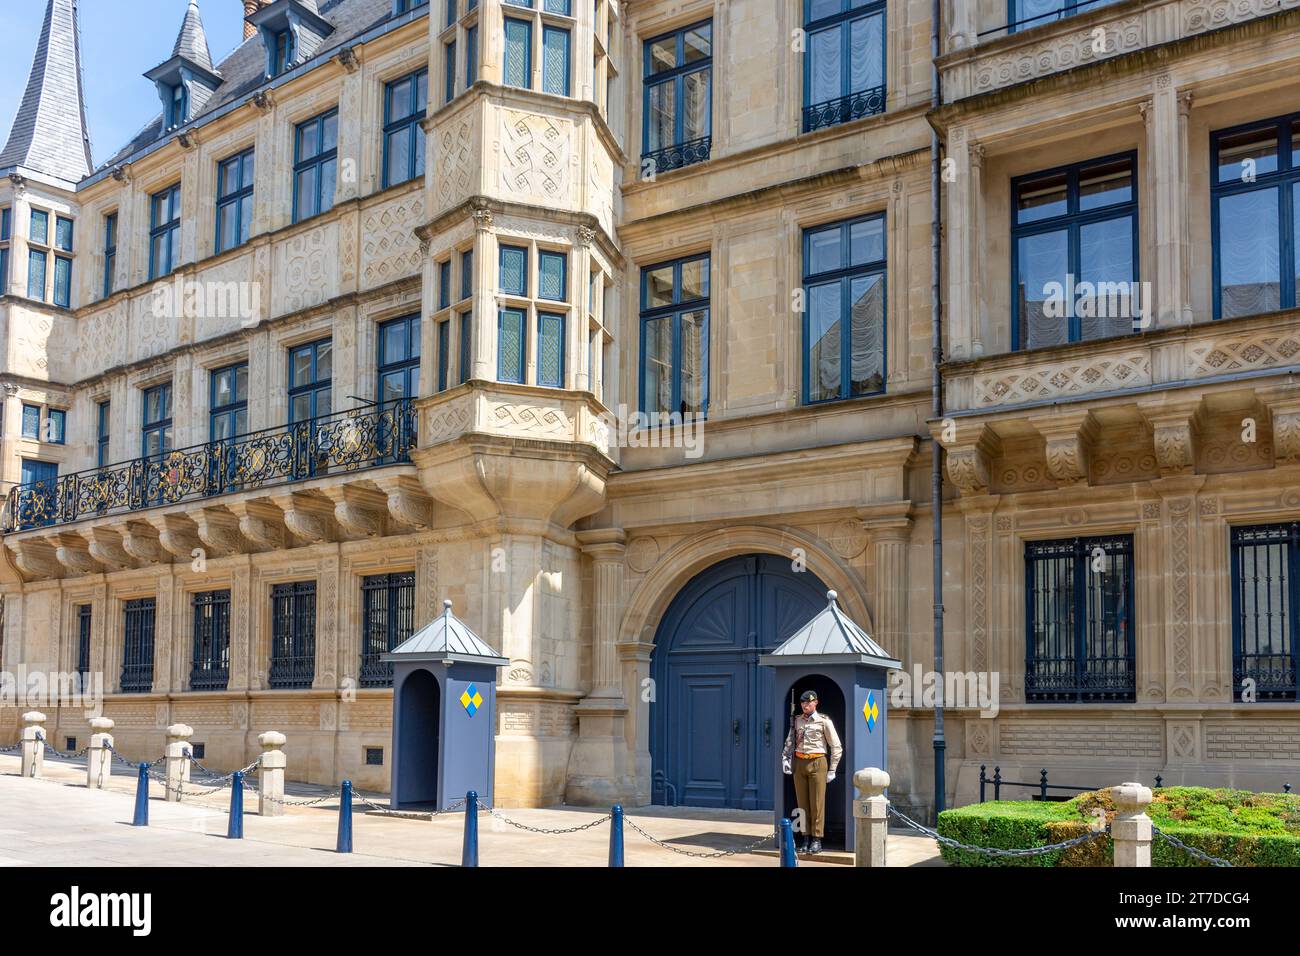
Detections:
[848, 274, 884, 395]
[1219, 189, 1281, 319]
[810, 28, 840, 105]
[808, 282, 842, 402]
[1018, 230, 1069, 349]
[1078, 216, 1134, 341]
[683, 69, 710, 142]
[849, 13, 883, 94]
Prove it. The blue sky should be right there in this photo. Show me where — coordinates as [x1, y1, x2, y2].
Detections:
[0, 0, 247, 168]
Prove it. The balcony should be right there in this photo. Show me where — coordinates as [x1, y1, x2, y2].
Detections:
[4, 400, 417, 534]
[802, 87, 886, 134]
[641, 135, 712, 175]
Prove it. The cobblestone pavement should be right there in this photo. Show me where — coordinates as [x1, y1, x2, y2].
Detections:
[0, 754, 944, 867]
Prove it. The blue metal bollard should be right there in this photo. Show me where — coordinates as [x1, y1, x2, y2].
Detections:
[609, 805, 624, 867]
[132, 763, 150, 826]
[779, 818, 797, 867]
[227, 770, 244, 839]
[336, 780, 353, 853]
[462, 790, 479, 867]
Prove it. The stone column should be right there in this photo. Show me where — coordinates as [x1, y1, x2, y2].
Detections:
[258, 731, 287, 817]
[967, 141, 985, 355]
[86, 717, 114, 790]
[20, 711, 45, 778]
[470, 204, 496, 380]
[1112, 782, 1154, 867]
[164, 723, 193, 802]
[1143, 80, 1191, 329]
[862, 510, 912, 670]
[854, 767, 890, 867]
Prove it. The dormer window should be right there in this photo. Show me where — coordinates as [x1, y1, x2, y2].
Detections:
[147, 0, 221, 132]
[272, 29, 295, 75]
[247, 1, 334, 79]
[166, 83, 188, 130]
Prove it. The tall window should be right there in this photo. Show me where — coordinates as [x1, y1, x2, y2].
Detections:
[542, 24, 571, 96]
[640, 255, 709, 416]
[803, 0, 885, 132]
[499, 244, 529, 383]
[359, 572, 415, 687]
[293, 110, 338, 222]
[121, 598, 156, 694]
[383, 70, 428, 188]
[378, 314, 421, 405]
[1008, 0, 1123, 33]
[1025, 535, 1135, 702]
[1212, 112, 1300, 320]
[803, 214, 886, 403]
[0, 206, 11, 292]
[1231, 523, 1300, 701]
[269, 581, 316, 689]
[445, 40, 457, 104]
[216, 149, 255, 253]
[53, 216, 72, 308]
[21, 403, 40, 439]
[643, 20, 711, 173]
[210, 363, 249, 440]
[165, 82, 188, 128]
[438, 319, 451, 392]
[466, 24, 479, 88]
[503, 17, 532, 89]
[102, 212, 117, 299]
[24, 208, 70, 305]
[288, 339, 332, 423]
[149, 184, 181, 279]
[271, 29, 295, 75]
[96, 401, 110, 467]
[47, 409, 65, 445]
[142, 383, 173, 462]
[1012, 153, 1138, 350]
[459, 311, 473, 385]
[27, 246, 46, 301]
[190, 590, 231, 691]
[76, 605, 92, 681]
[538, 312, 565, 387]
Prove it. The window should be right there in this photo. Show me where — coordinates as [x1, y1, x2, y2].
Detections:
[383, 70, 428, 188]
[293, 110, 338, 222]
[121, 598, 156, 694]
[272, 29, 295, 76]
[269, 582, 317, 688]
[643, 20, 711, 172]
[395, 0, 415, 13]
[639, 255, 709, 416]
[96, 401, 110, 467]
[461, 248, 473, 300]
[216, 149, 255, 254]
[438, 319, 451, 391]
[1212, 113, 1300, 319]
[47, 409, 66, 445]
[802, 213, 887, 403]
[359, 572, 415, 687]
[447, 0, 457, 24]
[439, 259, 452, 309]
[53, 255, 71, 308]
[378, 315, 421, 406]
[190, 590, 231, 691]
[1013, 153, 1138, 349]
[1007, 0, 1123, 33]
[210, 363, 249, 440]
[504, 18, 532, 89]
[0, 206, 10, 291]
[445, 40, 457, 103]
[55, 217, 73, 252]
[165, 82, 188, 128]
[538, 312, 565, 387]
[21, 404, 40, 439]
[1025, 535, 1135, 702]
[803, 0, 885, 132]
[288, 339, 332, 423]
[142, 383, 174, 461]
[500, 245, 528, 296]
[77, 606, 91, 681]
[149, 184, 181, 279]
[542, 25, 571, 96]
[27, 249, 46, 300]
[538, 249, 566, 301]
[466, 24, 478, 88]
[30, 209, 48, 246]
[1231, 523, 1300, 701]
[102, 213, 117, 299]
[459, 312, 472, 384]
[498, 307, 527, 383]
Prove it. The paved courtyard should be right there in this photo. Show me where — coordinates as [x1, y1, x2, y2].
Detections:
[0, 754, 943, 867]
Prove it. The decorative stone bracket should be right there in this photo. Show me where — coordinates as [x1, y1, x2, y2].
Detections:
[1140, 402, 1201, 476]
[942, 426, 1001, 497]
[1035, 410, 1099, 486]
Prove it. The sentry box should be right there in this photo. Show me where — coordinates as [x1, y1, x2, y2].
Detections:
[385, 600, 508, 811]
[759, 590, 901, 853]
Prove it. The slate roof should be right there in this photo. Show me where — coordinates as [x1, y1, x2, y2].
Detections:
[173, 0, 216, 73]
[762, 590, 901, 669]
[97, 0, 413, 173]
[384, 600, 509, 665]
[0, 0, 94, 184]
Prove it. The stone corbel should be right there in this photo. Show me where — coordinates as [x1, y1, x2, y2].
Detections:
[1142, 403, 1201, 476]
[943, 426, 1001, 497]
[415, 223, 434, 259]
[150, 514, 202, 560]
[119, 521, 166, 564]
[226, 499, 286, 551]
[1270, 399, 1300, 464]
[471, 200, 494, 232]
[55, 535, 102, 576]
[177, 130, 200, 151]
[252, 90, 275, 113]
[336, 45, 360, 73]
[193, 508, 246, 557]
[110, 165, 131, 185]
[87, 528, 135, 571]
[272, 493, 338, 544]
[1036, 411, 1099, 487]
[376, 475, 434, 531]
[12, 539, 61, 580]
[7, 172, 26, 196]
[322, 485, 387, 539]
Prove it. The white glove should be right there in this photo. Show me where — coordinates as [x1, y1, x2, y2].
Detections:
[826, 771, 837, 783]
[782, 758, 792, 775]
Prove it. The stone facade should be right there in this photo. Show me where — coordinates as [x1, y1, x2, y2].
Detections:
[0, 0, 1299, 815]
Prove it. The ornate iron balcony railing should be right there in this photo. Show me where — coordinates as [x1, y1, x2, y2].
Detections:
[802, 86, 886, 134]
[3, 399, 417, 534]
[641, 135, 712, 175]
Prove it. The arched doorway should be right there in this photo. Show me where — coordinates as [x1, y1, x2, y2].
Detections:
[394, 668, 440, 807]
[650, 554, 827, 809]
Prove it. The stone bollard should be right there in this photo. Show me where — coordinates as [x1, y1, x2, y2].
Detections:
[258, 731, 287, 817]
[20, 712, 46, 779]
[1112, 781, 1154, 867]
[86, 717, 115, 789]
[163, 724, 194, 802]
[853, 767, 890, 867]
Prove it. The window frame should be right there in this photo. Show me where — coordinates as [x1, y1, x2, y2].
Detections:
[141, 382, 174, 461]
[209, 362, 249, 442]
[215, 147, 256, 254]
[288, 338, 333, 424]
[292, 109, 339, 223]
[269, 581, 317, 689]
[121, 597, 157, 694]
[638, 253, 711, 417]
[802, 0, 887, 133]
[21, 403, 40, 440]
[1230, 522, 1300, 701]
[377, 314, 421, 407]
[503, 16, 533, 89]
[641, 19, 713, 172]
[382, 69, 428, 189]
[358, 572, 415, 688]
[96, 400, 110, 468]
[149, 183, 182, 280]
[102, 211, 117, 299]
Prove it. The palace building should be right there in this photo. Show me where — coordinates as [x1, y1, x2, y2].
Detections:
[2, 0, 1300, 817]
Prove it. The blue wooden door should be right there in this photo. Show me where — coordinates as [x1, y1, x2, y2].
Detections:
[19, 459, 58, 529]
[652, 554, 826, 809]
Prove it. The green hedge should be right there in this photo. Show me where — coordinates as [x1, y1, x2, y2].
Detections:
[937, 787, 1300, 867]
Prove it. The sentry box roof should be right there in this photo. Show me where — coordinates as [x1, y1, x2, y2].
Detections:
[759, 590, 901, 670]
[383, 600, 509, 667]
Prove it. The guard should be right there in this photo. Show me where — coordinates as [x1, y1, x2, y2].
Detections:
[781, 689, 843, 854]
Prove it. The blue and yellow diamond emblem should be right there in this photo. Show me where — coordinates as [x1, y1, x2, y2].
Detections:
[863, 692, 879, 732]
[459, 684, 484, 717]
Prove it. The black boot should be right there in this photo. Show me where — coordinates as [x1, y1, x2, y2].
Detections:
[808, 839, 823, 854]
[798, 836, 809, 853]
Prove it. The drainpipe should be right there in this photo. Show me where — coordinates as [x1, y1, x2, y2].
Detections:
[929, 0, 946, 821]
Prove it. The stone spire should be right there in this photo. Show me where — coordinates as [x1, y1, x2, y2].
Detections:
[174, 0, 215, 73]
[0, 0, 93, 184]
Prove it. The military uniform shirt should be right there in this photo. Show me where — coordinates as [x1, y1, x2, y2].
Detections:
[781, 711, 843, 772]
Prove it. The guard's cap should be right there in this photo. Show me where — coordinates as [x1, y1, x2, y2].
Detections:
[799, 690, 818, 703]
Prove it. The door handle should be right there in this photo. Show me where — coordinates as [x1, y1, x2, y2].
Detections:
[732, 719, 741, 745]
[764, 718, 771, 745]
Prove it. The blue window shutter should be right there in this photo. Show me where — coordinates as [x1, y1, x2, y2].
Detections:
[504, 19, 531, 88]
[542, 26, 570, 96]
[500, 246, 527, 296]
[538, 313, 565, 387]
[498, 308, 526, 383]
